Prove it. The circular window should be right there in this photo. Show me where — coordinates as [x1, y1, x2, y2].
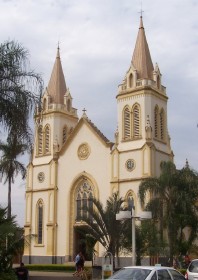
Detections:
[78, 143, 90, 160]
[38, 172, 45, 182]
[126, 159, 135, 171]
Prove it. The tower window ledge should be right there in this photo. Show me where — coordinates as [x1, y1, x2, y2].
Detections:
[121, 138, 132, 142]
[35, 154, 44, 158]
[44, 152, 51, 156]
[35, 152, 52, 157]
[118, 84, 127, 91]
[34, 244, 45, 247]
[136, 79, 154, 87]
[132, 136, 142, 141]
[154, 137, 167, 144]
[121, 136, 142, 142]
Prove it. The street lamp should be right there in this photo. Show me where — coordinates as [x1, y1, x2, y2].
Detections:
[116, 207, 152, 266]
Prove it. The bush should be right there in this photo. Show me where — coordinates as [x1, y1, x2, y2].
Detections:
[0, 270, 17, 280]
[25, 264, 75, 272]
[179, 269, 187, 276]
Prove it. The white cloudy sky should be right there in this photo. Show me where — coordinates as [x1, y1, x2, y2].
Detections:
[0, 0, 198, 226]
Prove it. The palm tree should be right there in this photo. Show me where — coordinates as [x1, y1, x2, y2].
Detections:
[0, 40, 43, 143]
[80, 192, 127, 268]
[0, 206, 28, 280]
[0, 134, 28, 218]
[138, 161, 198, 266]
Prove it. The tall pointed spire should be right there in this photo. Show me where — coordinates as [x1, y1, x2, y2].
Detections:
[47, 45, 67, 104]
[131, 16, 154, 79]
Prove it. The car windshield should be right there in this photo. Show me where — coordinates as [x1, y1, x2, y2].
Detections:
[189, 261, 198, 273]
[109, 268, 151, 280]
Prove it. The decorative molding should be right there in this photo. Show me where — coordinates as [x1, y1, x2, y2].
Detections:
[77, 143, 90, 160]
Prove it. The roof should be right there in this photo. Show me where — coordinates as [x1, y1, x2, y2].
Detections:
[85, 117, 111, 145]
[46, 47, 67, 104]
[131, 16, 154, 79]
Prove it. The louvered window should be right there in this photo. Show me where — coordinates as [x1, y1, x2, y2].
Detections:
[45, 126, 50, 153]
[154, 106, 158, 138]
[133, 105, 140, 137]
[124, 107, 131, 139]
[63, 126, 67, 144]
[38, 126, 43, 155]
[37, 201, 43, 244]
[160, 110, 165, 140]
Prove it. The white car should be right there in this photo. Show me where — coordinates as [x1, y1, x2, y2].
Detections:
[185, 259, 198, 280]
[108, 266, 185, 280]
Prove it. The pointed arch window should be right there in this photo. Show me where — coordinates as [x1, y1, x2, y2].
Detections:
[129, 73, 133, 88]
[76, 193, 81, 221]
[123, 107, 131, 139]
[36, 200, 44, 244]
[126, 192, 135, 211]
[44, 125, 50, 154]
[157, 75, 160, 89]
[160, 109, 165, 141]
[43, 98, 47, 111]
[38, 126, 43, 155]
[88, 192, 93, 214]
[154, 106, 159, 139]
[75, 181, 93, 222]
[67, 99, 71, 112]
[63, 126, 67, 144]
[133, 104, 140, 138]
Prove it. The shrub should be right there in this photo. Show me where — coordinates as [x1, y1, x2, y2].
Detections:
[0, 270, 17, 280]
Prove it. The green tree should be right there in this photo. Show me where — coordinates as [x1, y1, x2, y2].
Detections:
[0, 134, 27, 218]
[139, 161, 198, 266]
[0, 206, 24, 279]
[80, 192, 127, 268]
[0, 40, 43, 143]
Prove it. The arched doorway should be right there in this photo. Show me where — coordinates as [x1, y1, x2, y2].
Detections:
[70, 175, 98, 261]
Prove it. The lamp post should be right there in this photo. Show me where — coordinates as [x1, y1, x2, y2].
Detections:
[132, 207, 136, 266]
[116, 209, 152, 266]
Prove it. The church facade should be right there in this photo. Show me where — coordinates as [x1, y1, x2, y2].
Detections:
[23, 16, 173, 264]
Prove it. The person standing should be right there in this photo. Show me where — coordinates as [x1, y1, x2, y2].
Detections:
[73, 252, 81, 275]
[15, 262, 29, 280]
[73, 251, 85, 276]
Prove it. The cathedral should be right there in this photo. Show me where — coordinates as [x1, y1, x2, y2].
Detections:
[23, 16, 173, 264]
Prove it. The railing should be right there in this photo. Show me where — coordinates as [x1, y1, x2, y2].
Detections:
[44, 104, 78, 115]
[118, 79, 166, 94]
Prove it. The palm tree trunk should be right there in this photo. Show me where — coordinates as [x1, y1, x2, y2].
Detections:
[7, 176, 12, 218]
[168, 226, 175, 267]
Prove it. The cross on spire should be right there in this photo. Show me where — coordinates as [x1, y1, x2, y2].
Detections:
[138, 1, 144, 17]
[82, 108, 87, 118]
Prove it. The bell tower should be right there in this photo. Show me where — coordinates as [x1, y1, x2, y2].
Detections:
[112, 16, 173, 194]
[34, 46, 78, 160]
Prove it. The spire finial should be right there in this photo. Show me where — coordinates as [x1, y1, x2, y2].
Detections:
[185, 158, 189, 169]
[57, 42, 60, 58]
[138, 2, 144, 28]
[82, 108, 87, 118]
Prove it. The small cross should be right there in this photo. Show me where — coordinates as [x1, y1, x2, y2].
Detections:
[82, 108, 87, 114]
[138, 1, 144, 17]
